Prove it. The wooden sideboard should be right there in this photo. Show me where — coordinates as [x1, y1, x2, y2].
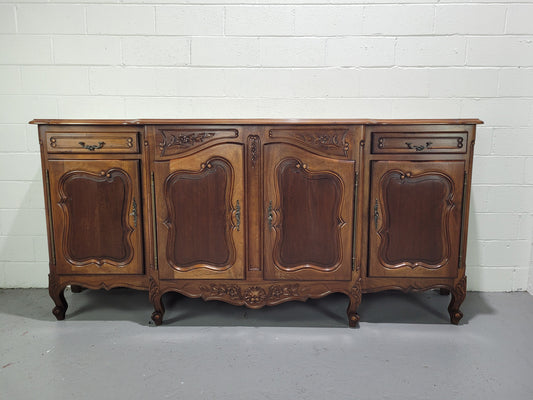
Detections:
[31, 118, 482, 327]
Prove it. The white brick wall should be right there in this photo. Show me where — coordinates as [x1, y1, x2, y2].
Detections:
[0, 1, 531, 292]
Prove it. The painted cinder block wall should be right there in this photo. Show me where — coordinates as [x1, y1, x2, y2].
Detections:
[0, 1, 532, 292]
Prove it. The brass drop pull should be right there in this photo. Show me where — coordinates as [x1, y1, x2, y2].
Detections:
[235, 200, 241, 231]
[374, 199, 379, 230]
[130, 198, 138, 228]
[267, 201, 273, 229]
[405, 142, 432, 152]
[79, 141, 105, 151]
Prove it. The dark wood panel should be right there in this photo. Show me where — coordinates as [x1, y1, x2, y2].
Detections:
[166, 158, 231, 268]
[369, 160, 464, 278]
[63, 170, 130, 261]
[48, 160, 143, 274]
[277, 158, 341, 268]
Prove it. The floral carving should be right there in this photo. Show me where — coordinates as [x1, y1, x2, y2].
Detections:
[244, 286, 267, 304]
[249, 135, 259, 167]
[198, 283, 300, 306]
[159, 131, 215, 155]
[294, 132, 349, 156]
[158, 129, 239, 156]
[268, 129, 350, 157]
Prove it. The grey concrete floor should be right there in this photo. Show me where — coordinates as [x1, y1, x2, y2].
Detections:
[1, 289, 532, 400]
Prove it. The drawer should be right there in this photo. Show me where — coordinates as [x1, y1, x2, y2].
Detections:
[372, 132, 467, 154]
[45, 131, 139, 154]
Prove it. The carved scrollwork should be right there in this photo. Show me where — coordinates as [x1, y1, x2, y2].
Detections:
[248, 135, 259, 167]
[160, 131, 214, 153]
[269, 128, 350, 157]
[198, 283, 300, 307]
[294, 132, 349, 155]
[158, 129, 238, 156]
[149, 276, 160, 305]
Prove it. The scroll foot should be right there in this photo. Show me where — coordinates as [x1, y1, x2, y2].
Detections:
[151, 311, 163, 326]
[448, 277, 467, 325]
[346, 282, 362, 328]
[149, 277, 165, 326]
[49, 274, 68, 321]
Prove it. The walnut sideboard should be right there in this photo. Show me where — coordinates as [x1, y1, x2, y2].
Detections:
[31, 118, 482, 327]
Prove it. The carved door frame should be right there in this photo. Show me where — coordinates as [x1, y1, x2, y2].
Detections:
[263, 143, 355, 281]
[48, 159, 143, 275]
[154, 143, 245, 280]
[369, 160, 465, 278]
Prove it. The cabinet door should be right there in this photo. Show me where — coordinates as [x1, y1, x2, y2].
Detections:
[369, 161, 464, 278]
[264, 144, 355, 281]
[154, 143, 245, 280]
[48, 160, 143, 274]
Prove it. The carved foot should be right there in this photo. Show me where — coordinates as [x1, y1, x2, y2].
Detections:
[448, 277, 467, 325]
[52, 306, 66, 321]
[151, 311, 163, 326]
[439, 288, 451, 296]
[346, 283, 362, 328]
[348, 312, 360, 328]
[149, 277, 165, 326]
[49, 274, 68, 321]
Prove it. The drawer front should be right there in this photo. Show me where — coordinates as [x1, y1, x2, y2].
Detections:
[46, 132, 139, 153]
[372, 132, 467, 154]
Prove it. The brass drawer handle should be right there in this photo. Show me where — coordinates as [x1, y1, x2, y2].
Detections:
[79, 141, 105, 151]
[405, 141, 432, 152]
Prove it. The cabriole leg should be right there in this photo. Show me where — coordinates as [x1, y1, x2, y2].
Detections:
[49, 274, 68, 320]
[346, 284, 362, 328]
[448, 276, 467, 325]
[149, 278, 165, 326]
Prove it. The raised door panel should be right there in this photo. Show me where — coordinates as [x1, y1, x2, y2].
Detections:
[264, 144, 354, 281]
[155, 143, 245, 280]
[369, 161, 464, 278]
[48, 160, 143, 274]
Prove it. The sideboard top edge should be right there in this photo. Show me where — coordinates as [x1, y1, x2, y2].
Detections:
[29, 118, 484, 126]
